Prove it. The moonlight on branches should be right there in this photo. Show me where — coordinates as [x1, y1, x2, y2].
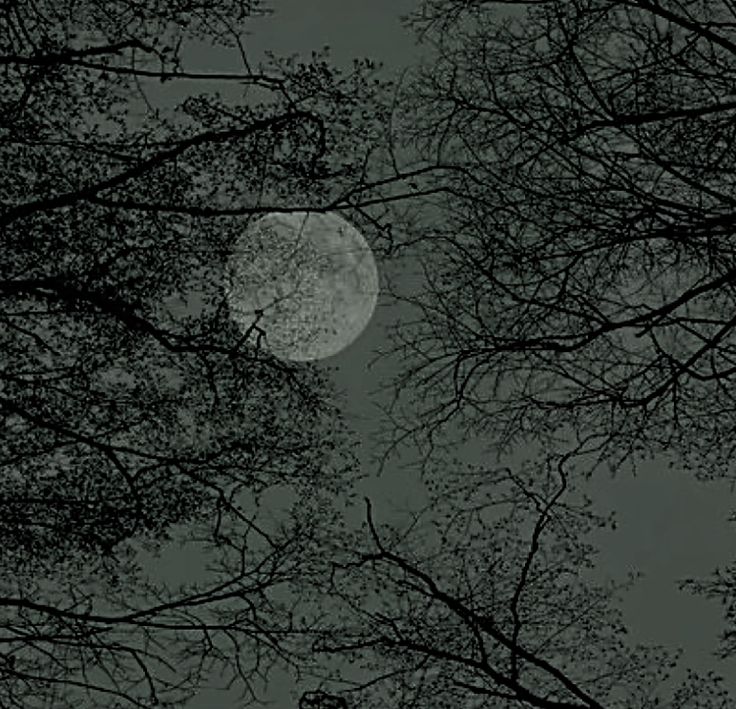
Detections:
[225, 211, 380, 361]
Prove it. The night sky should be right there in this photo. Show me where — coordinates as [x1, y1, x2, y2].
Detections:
[6, 2, 736, 707]
[132, 2, 736, 706]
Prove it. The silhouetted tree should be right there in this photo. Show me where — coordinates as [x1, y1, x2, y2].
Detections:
[0, 494, 356, 708]
[297, 445, 734, 708]
[0, 0, 429, 705]
[337, 2, 736, 703]
[680, 534, 736, 666]
[299, 689, 347, 709]
[10, 0, 734, 706]
[371, 0, 736, 483]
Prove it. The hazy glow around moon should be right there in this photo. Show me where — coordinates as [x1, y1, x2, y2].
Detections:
[225, 211, 380, 361]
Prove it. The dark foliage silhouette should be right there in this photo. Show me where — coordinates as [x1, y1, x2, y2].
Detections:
[5, 0, 736, 707]
[374, 0, 736, 484]
[296, 443, 733, 708]
[0, 0, 411, 705]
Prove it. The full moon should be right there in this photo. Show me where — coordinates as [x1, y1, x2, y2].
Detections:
[224, 211, 380, 361]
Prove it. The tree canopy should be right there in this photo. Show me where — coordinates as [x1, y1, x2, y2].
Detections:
[376, 0, 736, 483]
[0, 0, 398, 705]
[4, 0, 736, 707]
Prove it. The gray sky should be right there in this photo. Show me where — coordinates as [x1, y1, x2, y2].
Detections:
[139, 1, 736, 706]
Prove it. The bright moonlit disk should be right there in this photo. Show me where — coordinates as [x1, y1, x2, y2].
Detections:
[225, 211, 380, 361]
